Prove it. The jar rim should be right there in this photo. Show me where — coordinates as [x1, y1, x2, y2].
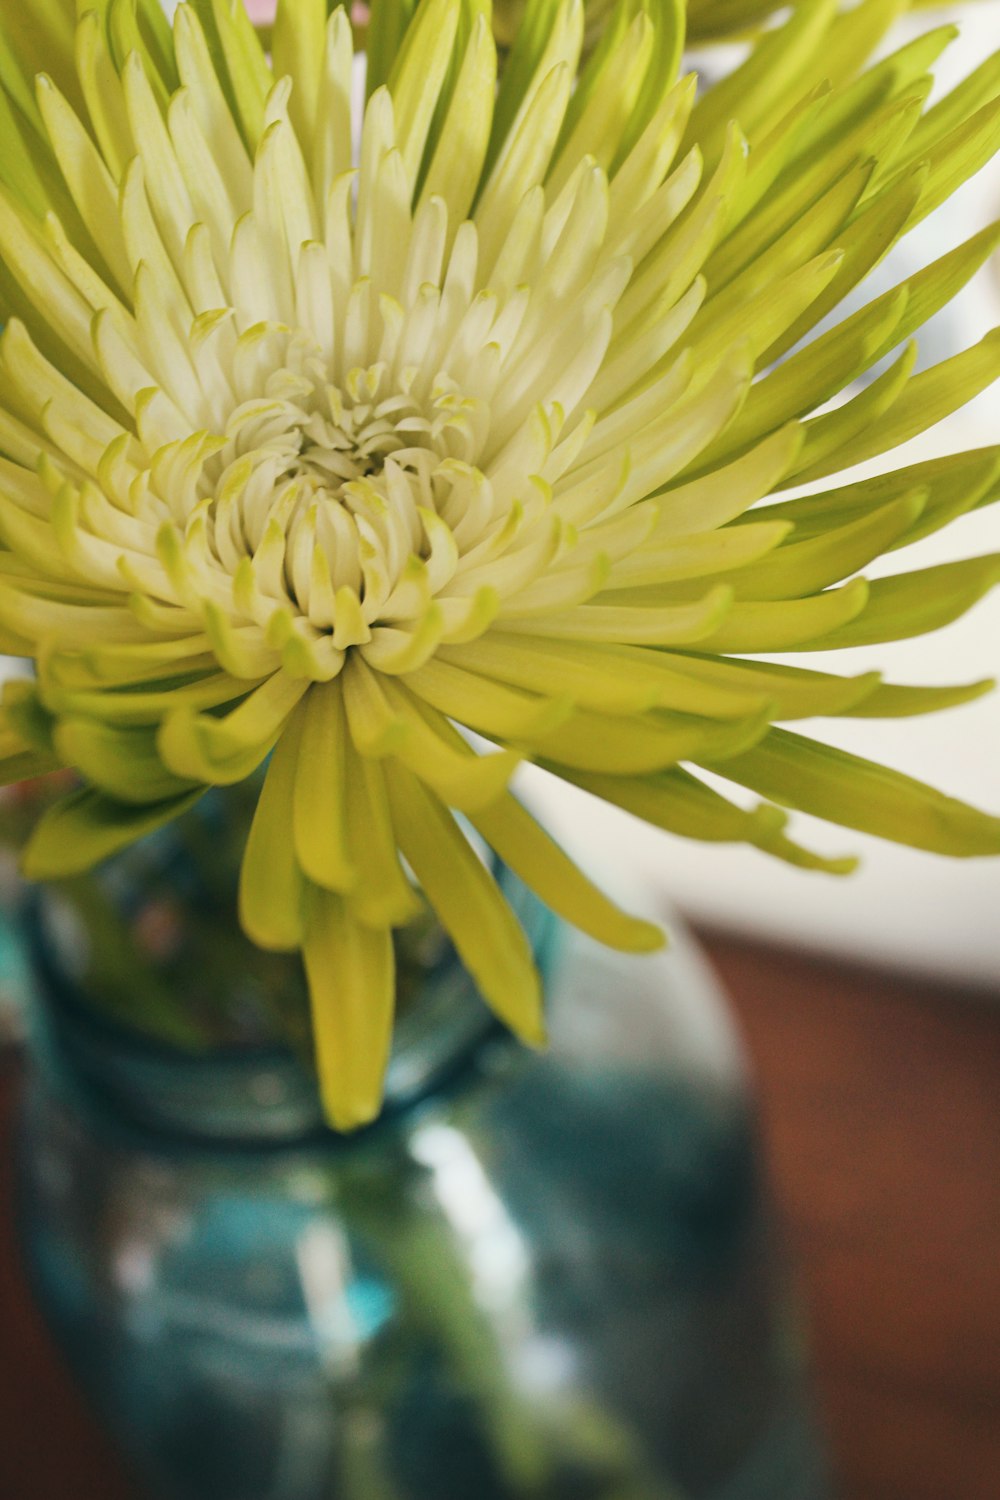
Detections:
[21, 858, 559, 1147]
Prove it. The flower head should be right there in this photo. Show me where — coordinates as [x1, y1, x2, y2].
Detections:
[1, 0, 999, 1126]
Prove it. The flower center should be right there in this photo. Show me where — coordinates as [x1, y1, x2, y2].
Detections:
[282, 364, 435, 488]
[201, 329, 490, 632]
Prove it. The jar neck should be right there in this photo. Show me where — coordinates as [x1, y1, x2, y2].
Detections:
[25, 859, 558, 1150]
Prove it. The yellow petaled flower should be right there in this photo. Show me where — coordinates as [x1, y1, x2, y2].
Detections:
[1, 0, 999, 1127]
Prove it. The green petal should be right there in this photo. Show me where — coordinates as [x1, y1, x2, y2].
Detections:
[550, 1, 678, 195]
[108, 0, 178, 96]
[479, 68, 577, 271]
[189, 0, 271, 150]
[756, 161, 925, 372]
[420, 15, 496, 225]
[388, 0, 462, 188]
[344, 656, 519, 809]
[715, 727, 1000, 857]
[690, 250, 845, 373]
[238, 712, 306, 952]
[613, 0, 685, 168]
[655, 424, 803, 534]
[406, 655, 574, 737]
[0, 74, 63, 223]
[22, 784, 203, 879]
[0, 706, 62, 784]
[708, 292, 906, 466]
[654, 654, 881, 719]
[692, 577, 870, 654]
[54, 718, 200, 805]
[2, 678, 58, 751]
[727, 493, 924, 601]
[471, 791, 665, 953]
[789, 340, 917, 485]
[75, 8, 134, 179]
[497, 584, 734, 645]
[302, 884, 396, 1132]
[488, 0, 579, 178]
[443, 635, 770, 717]
[271, 0, 327, 149]
[384, 681, 522, 809]
[685, 0, 781, 43]
[796, 23, 957, 170]
[844, 678, 996, 719]
[41, 670, 247, 728]
[291, 683, 356, 893]
[684, 0, 837, 170]
[0, 198, 104, 380]
[885, 82, 1000, 233]
[533, 701, 769, 774]
[743, 447, 1000, 550]
[708, 84, 916, 291]
[35, 73, 131, 291]
[0, 744, 61, 785]
[0, 0, 83, 115]
[905, 39, 1000, 166]
[799, 554, 1000, 651]
[158, 671, 306, 782]
[344, 741, 423, 928]
[557, 762, 857, 874]
[795, 329, 1000, 484]
[386, 762, 546, 1045]
[606, 519, 791, 589]
[367, 0, 419, 99]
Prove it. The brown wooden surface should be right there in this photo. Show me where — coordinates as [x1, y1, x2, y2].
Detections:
[699, 928, 1000, 1500]
[0, 1053, 137, 1500]
[1, 931, 999, 1500]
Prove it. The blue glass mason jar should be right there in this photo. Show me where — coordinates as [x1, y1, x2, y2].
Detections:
[14, 790, 830, 1500]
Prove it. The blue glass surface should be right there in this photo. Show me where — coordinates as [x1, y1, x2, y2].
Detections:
[15, 816, 830, 1500]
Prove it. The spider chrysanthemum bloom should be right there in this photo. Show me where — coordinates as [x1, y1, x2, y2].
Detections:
[1, 0, 1000, 1126]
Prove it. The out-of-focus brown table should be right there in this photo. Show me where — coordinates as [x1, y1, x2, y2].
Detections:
[2, 930, 999, 1500]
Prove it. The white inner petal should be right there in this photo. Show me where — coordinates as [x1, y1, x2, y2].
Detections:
[181, 326, 498, 628]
